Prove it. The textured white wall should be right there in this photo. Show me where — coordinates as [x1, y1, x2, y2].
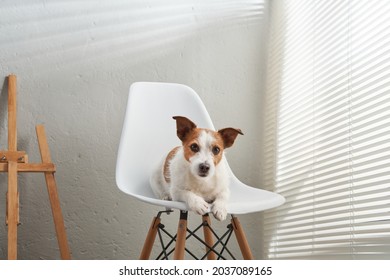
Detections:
[0, 0, 268, 259]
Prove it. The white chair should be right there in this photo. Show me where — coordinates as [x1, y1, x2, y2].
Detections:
[116, 82, 285, 259]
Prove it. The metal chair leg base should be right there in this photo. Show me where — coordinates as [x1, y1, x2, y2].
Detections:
[139, 211, 254, 260]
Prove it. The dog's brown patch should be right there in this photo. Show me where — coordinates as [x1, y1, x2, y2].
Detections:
[163, 146, 180, 183]
[182, 128, 203, 162]
[211, 131, 225, 165]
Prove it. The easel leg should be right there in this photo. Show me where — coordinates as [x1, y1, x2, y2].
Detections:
[7, 74, 19, 260]
[231, 216, 254, 260]
[173, 211, 188, 260]
[202, 214, 216, 260]
[44, 173, 71, 259]
[37, 125, 71, 260]
[140, 216, 161, 260]
[7, 161, 18, 260]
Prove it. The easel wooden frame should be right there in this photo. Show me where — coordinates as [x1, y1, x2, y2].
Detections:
[1, 74, 71, 260]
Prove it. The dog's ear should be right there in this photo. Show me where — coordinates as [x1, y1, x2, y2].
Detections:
[218, 128, 243, 148]
[173, 116, 197, 142]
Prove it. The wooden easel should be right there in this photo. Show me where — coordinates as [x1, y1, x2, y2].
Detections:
[1, 74, 71, 260]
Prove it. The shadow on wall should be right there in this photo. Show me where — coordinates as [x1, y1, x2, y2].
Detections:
[0, 0, 265, 75]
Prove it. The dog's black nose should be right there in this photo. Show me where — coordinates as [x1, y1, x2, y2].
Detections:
[199, 163, 210, 175]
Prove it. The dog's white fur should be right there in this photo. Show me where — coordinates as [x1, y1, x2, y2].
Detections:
[150, 116, 242, 221]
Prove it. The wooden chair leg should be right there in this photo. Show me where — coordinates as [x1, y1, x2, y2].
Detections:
[37, 125, 71, 260]
[7, 161, 18, 260]
[202, 214, 216, 260]
[231, 216, 254, 260]
[140, 216, 161, 260]
[173, 211, 188, 260]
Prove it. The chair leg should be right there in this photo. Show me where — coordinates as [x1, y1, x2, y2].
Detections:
[140, 216, 161, 260]
[202, 214, 216, 260]
[231, 216, 254, 260]
[173, 211, 188, 260]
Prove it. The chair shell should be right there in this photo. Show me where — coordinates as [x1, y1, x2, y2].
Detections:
[116, 82, 285, 215]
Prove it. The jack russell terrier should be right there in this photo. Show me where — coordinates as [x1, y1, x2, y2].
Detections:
[150, 116, 243, 221]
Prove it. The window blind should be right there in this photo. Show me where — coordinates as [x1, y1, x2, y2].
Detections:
[262, 0, 390, 259]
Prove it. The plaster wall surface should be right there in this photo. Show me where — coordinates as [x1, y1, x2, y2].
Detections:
[0, 0, 268, 259]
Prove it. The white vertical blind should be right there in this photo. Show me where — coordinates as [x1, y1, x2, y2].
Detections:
[262, 0, 390, 259]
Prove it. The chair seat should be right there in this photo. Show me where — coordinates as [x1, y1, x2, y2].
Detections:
[119, 176, 285, 215]
[228, 178, 285, 214]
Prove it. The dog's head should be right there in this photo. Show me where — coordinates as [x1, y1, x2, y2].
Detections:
[173, 116, 243, 179]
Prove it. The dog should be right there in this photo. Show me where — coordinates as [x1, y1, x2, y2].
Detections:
[150, 116, 243, 221]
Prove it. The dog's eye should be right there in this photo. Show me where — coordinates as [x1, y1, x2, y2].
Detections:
[190, 143, 200, 153]
[212, 146, 220, 155]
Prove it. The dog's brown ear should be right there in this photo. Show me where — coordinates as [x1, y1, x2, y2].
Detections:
[218, 128, 243, 148]
[173, 116, 197, 142]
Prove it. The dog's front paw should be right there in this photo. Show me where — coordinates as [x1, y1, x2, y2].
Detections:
[161, 193, 172, 200]
[212, 203, 227, 221]
[188, 196, 210, 216]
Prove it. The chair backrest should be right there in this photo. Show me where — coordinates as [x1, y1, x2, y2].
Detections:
[116, 82, 216, 198]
